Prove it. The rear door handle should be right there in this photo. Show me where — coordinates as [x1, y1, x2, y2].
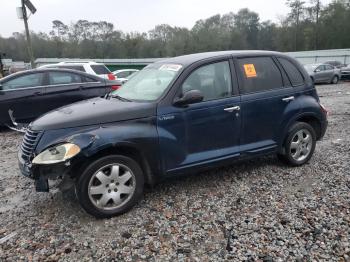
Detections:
[224, 106, 240, 112]
[282, 96, 294, 102]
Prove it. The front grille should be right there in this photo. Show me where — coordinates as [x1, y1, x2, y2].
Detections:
[21, 129, 41, 161]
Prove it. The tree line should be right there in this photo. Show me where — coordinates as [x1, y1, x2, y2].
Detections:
[0, 0, 349, 62]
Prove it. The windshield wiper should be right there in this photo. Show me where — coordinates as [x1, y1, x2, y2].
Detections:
[110, 94, 132, 102]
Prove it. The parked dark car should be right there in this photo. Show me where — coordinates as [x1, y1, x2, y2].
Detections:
[0, 68, 121, 127]
[18, 51, 328, 218]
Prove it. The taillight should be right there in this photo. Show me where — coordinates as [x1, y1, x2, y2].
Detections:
[320, 103, 329, 117]
[111, 85, 121, 90]
[108, 73, 116, 80]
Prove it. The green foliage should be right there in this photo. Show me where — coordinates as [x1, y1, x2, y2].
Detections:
[0, 0, 349, 61]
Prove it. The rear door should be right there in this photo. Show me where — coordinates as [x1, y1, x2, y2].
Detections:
[42, 71, 89, 112]
[324, 65, 335, 81]
[236, 56, 298, 154]
[0, 72, 46, 123]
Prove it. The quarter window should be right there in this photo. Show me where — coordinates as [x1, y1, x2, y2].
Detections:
[48, 72, 82, 85]
[238, 57, 283, 94]
[2, 73, 45, 90]
[182, 61, 232, 101]
[91, 65, 111, 75]
[278, 57, 304, 86]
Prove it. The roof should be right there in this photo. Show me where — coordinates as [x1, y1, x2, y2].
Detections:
[35, 58, 164, 65]
[156, 50, 286, 66]
[0, 68, 103, 82]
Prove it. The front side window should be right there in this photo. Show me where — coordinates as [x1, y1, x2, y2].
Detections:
[317, 65, 325, 71]
[111, 63, 182, 101]
[278, 57, 304, 86]
[238, 57, 283, 94]
[2, 73, 45, 90]
[181, 61, 232, 101]
[48, 72, 82, 85]
[325, 65, 334, 70]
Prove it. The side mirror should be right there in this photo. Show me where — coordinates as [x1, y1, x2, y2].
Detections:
[174, 90, 204, 106]
[314, 69, 321, 73]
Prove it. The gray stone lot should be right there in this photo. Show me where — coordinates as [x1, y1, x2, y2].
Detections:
[0, 82, 349, 261]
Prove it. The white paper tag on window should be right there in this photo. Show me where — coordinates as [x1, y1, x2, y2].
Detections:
[159, 64, 182, 72]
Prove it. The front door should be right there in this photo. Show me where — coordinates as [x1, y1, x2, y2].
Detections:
[0, 72, 46, 124]
[157, 60, 241, 174]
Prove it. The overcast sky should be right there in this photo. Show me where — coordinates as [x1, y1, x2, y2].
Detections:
[0, 0, 332, 37]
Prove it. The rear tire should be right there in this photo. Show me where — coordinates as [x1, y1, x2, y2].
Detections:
[278, 122, 316, 166]
[75, 155, 144, 218]
[331, 75, 339, 84]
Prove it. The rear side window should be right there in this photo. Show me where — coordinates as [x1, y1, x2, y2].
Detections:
[60, 65, 85, 72]
[48, 72, 82, 85]
[278, 57, 304, 86]
[238, 57, 283, 94]
[116, 71, 129, 78]
[182, 61, 232, 102]
[91, 65, 111, 75]
[84, 76, 99, 82]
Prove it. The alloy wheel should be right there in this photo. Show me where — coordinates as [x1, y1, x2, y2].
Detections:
[88, 163, 136, 210]
[290, 129, 313, 162]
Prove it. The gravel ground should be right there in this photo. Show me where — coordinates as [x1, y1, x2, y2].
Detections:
[0, 82, 349, 261]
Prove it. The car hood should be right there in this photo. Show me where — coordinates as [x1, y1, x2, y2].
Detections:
[30, 97, 157, 131]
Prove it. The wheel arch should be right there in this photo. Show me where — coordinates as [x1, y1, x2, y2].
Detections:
[279, 112, 322, 153]
[73, 143, 156, 186]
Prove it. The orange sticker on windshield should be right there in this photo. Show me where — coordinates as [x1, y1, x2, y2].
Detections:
[243, 64, 257, 78]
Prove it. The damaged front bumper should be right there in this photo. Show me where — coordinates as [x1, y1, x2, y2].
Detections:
[18, 150, 74, 192]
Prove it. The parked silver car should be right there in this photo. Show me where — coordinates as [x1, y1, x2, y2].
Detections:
[304, 63, 341, 84]
[341, 64, 350, 80]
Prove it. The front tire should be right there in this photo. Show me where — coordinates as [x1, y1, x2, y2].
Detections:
[278, 122, 316, 166]
[75, 155, 144, 218]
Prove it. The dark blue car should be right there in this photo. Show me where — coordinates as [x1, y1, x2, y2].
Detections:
[18, 51, 328, 218]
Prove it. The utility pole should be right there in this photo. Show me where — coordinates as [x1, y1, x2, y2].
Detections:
[314, 0, 320, 50]
[0, 53, 5, 78]
[21, 0, 35, 69]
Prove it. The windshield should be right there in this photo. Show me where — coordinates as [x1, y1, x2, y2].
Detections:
[111, 63, 182, 101]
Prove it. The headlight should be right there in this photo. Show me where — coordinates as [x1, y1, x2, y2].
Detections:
[32, 143, 81, 165]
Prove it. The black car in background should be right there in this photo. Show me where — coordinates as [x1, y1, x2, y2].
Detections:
[0, 68, 121, 126]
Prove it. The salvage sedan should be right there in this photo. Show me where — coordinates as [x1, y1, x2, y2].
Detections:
[0, 68, 121, 128]
[304, 63, 341, 84]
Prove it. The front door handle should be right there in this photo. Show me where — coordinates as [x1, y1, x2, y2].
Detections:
[33, 91, 42, 96]
[282, 96, 295, 102]
[224, 106, 240, 112]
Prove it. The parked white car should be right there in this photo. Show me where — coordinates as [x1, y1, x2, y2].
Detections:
[113, 69, 139, 83]
[39, 61, 115, 80]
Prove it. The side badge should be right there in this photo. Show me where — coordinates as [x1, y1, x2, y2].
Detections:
[159, 115, 175, 121]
